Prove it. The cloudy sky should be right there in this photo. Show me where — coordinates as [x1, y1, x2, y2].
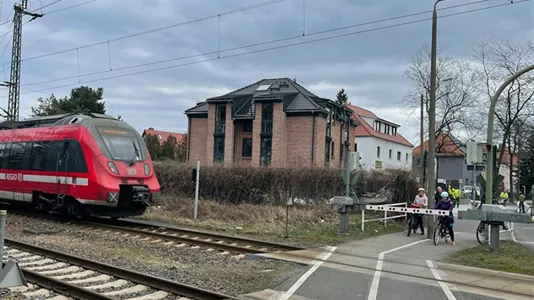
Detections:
[0, 0, 531, 146]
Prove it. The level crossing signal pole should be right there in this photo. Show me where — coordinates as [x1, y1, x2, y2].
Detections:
[6, 0, 43, 122]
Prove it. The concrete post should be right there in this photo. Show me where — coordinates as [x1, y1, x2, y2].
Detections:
[339, 213, 349, 236]
[489, 224, 500, 251]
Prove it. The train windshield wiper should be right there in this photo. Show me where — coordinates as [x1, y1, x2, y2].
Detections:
[131, 141, 140, 163]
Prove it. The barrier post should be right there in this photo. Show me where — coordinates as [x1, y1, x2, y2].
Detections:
[194, 160, 200, 220]
[361, 210, 365, 231]
[0, 210, 5, 264]
[384, 210, 387, 227]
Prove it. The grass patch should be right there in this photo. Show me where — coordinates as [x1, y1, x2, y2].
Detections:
[444, 241, 534, 276]
[138, 196, 404, 247]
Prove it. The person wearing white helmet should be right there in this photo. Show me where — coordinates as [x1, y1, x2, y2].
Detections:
[434, 191, 456, 246]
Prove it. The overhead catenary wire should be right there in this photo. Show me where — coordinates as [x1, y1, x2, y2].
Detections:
[0, 0, 99, 39]
[19, 0, 287, 63]
[14, 0, 529, 92]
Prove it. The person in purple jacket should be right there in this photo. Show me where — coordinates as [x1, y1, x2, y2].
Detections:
[434, 191, 456, 246]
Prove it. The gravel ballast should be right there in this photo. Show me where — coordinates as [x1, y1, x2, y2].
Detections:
[4, 214, 306, 296]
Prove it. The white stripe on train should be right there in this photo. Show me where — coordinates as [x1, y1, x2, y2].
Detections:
[0, 173, 116, 207]
[0, 173, 89, 186]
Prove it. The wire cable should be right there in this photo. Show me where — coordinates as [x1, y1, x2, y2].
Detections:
[32, 0, 65, 12]
[20, 0, 287, 63]
[18, 0, 506, 86]
[17, 0, 528, 91]
[0, 0, 99, 37]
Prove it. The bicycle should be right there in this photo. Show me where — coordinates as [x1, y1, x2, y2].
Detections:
[433, 216, 452, 245]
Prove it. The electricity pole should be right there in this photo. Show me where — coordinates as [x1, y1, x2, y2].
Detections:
[427, 0, 444, 239]
[420, 93, 424, 187]
[6, 0, 42, 122]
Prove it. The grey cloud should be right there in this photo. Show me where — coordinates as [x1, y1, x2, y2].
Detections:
[0, 0, 529, 136]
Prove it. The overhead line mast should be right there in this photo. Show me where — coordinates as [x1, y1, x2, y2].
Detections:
[6, 0, 42, 121]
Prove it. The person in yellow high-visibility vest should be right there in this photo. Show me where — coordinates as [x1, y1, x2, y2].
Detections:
[448, 186, 461, 208]
[499, 191, 509, 206]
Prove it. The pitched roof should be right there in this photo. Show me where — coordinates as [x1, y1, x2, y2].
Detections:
[142, 128, 185, 145]
[347, 104, 413, 147]
[412, 132, 465, 157]
[185, 78, 330, 115]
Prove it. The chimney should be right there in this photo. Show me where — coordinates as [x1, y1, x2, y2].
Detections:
[148, 127, 154, 130]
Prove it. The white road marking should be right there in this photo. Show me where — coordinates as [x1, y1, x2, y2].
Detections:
[279, 246, 337, 300]
[367, 239, 430, 300]
[427, 260, 457, 300]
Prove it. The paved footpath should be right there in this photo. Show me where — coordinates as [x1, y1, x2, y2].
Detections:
[244, 204, 534, 300]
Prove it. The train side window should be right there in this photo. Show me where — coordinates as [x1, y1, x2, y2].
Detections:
[45, 141, 65, 172]
[0, 143, 6, 168]
[29, 141, 50, 171]
[6, 142, 27, 170]
[66, 140, 88, 173]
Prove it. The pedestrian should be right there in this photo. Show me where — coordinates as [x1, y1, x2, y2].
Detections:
[519, 193, 526, 213]
[435, 186, 443, 205]
[413, 188, 427, 235]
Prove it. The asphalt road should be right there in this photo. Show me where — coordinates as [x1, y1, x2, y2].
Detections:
[271, 215, 521, 300]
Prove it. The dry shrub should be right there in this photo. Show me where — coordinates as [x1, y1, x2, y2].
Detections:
[154, 162, 418, 205]
[149, 195, 335, 225]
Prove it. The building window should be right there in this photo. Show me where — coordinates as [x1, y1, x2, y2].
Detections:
[242, 138, 252, 158]
[377, 146, 381, 158]
[214, 137, 225, 162]
[260, 136, 272, 166]
[397, 151, 401, 161]
[243, 120, 253, 133]
[325, 138, 331, 163]
[354, 143, 357, 152]
[389, 149, 392, 159]
[393, 127, 397, 136]
[406, 153, 409, 162]
[215, 104, 226, 134]
[261, 103, 273, 134]
[157, 134, 163, 140]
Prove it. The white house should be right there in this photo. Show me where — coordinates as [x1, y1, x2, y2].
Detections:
[348, 105, 414, 170]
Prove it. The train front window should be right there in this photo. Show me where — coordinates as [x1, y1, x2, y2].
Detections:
[97, 127, 144, 162]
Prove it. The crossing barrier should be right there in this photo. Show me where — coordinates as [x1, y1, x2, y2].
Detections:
[361, 204, 453, 231]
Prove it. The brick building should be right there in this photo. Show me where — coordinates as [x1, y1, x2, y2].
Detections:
[185, 78, 357, 168]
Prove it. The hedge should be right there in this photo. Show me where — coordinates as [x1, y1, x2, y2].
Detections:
[153, 161, 418, 205]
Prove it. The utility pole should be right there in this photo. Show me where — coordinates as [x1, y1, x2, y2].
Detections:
[427, 0, 444, 239]
[420, 93, 424, 187]
[7, 0, 43, 122]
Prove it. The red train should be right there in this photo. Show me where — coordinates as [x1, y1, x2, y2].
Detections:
[0, 112, 160, 218]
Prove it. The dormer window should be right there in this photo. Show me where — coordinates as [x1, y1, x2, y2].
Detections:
[256, 84, 271, 91]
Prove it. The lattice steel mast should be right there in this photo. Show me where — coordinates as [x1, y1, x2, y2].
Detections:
[7, 0, 42, 121]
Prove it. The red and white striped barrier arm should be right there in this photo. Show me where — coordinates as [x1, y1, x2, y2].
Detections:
[365, 205, 452, 216]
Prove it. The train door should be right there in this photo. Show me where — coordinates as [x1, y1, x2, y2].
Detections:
[53, 140, 70, 206]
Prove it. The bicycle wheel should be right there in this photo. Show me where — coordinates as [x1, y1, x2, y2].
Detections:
[407, 217, 413, 236]
[476, 223, 485, 244]
[433, 222, 441, 245]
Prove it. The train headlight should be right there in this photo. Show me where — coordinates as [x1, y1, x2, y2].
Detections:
[107, 161, 119, 175]
[144, 163, 150, 176]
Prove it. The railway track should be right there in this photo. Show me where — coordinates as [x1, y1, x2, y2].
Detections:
[9, 210, 304, 256]
[3, 238, 238, 300]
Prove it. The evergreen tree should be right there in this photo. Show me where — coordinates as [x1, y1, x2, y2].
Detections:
[161, 135, 178, 160]
[336, 89, 349, 106]
[144, 134, 162, 161]
[519, 128, 534, 196]
[31, 86, 106, 117]
[176, 134, 188, 162]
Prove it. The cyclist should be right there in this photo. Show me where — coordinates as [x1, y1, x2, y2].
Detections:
[413, 188, 427, 235]
[434, 191, 456, 246]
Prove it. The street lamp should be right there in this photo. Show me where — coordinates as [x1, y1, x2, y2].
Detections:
[427, 0, 445, 239]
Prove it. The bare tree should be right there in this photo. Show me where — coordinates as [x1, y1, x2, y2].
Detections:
[473, 38, 534, 199]
[402, 45, 483, 156]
